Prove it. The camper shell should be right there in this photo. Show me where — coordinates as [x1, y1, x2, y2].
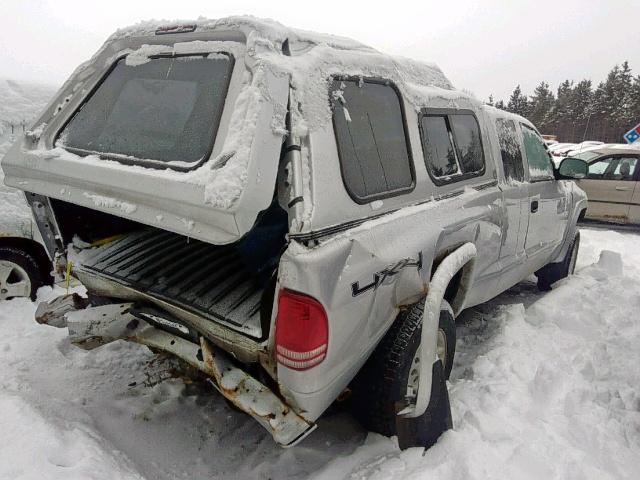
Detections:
[2, 17, 587, 447]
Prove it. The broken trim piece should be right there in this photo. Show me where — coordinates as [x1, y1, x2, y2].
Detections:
[400, 242, 477, 418]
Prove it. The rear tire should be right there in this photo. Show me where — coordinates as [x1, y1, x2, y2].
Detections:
[351, 299, 456, 437]
[0, 246, 46, 301]
[536, 231, 580, 291]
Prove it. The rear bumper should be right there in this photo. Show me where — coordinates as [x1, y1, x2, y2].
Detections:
[35, 294, 316, 447]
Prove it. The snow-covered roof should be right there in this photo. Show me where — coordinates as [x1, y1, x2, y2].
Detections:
[106, 16, 460, 138]
[109, 16, 374, 53]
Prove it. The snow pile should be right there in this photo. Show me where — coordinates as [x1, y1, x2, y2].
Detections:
[0, 394, 144, 479]
[0, 228, 639, 479]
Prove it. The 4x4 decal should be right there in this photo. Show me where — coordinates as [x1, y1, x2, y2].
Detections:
[351, 253, 423, 297]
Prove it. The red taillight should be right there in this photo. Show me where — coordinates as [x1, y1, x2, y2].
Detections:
[275, 289, 328, 370]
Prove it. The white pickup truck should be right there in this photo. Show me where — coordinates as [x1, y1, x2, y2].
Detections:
[1, 17, 588, 448]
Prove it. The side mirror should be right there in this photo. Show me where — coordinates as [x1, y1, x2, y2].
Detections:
[555, 157, 587, 180]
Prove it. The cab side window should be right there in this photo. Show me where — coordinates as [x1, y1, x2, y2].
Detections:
[521, 124, 554, 181]
[496, 118, 524, 182]
[420, 110, 485, 184]
[330, 78, 415, 203]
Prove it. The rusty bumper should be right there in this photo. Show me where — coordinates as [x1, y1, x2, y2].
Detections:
[36, 295, 316, 447]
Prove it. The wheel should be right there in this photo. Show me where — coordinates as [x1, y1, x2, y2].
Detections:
[351, 299, 456, 437]
[0, 246, 47, 301]
[536, 231, 580, 291]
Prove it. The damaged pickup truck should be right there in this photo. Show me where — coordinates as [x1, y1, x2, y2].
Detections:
[2, 17, 588, 448]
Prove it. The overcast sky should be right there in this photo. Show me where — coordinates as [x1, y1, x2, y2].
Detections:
[1, 0, 638, 101]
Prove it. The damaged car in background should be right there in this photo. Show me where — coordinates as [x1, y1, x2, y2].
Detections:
[1, 16, 587, 449]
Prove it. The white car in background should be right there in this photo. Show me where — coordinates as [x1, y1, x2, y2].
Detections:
[550, 141, 605, 166]
[566, 141, 605, 154]
[548, 142, 575, 152]
[549, 143, 577, 165]
[0, 185, 53, 300]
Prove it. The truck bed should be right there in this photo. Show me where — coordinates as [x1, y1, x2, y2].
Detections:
[77, 229, 266, 338]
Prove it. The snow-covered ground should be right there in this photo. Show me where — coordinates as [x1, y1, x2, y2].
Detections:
[1, 227, 638, 480]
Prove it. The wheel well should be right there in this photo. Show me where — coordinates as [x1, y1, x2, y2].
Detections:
[578, 208, 586, 222]
[0, 237, 53, 282]
[430, 248, 476, 315]
[443, 269, 463, 304]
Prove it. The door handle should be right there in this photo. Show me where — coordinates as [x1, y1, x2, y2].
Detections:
[615, 186, 630, 191]
[531, 200, 539, 213]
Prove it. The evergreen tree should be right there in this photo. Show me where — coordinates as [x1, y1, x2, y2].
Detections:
[551, 80, 573, 140]
[571, 79, 594, 142]
[617, 61, 635, 132]
[628, 75, 640, 128]
[492, 62, 636, 142]
[529, 82, 555, 132]
[507, 85, 529, 117]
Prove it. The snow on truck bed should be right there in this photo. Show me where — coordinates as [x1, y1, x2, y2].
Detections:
[1, 227, 639, 480]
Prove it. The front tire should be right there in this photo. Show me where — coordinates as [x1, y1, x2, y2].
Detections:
[351, 299, 456, 437]
[536, 231, 580, 291]
[0, 246, 46, 301]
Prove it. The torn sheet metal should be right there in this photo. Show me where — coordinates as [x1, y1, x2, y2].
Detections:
[200, 338, 316, 447]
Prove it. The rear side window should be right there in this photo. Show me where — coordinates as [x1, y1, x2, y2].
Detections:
[330, 78, 414, 203]
[612, 157, 638, 180]
[57, 54, 233, 170]
[420, 110, 485, 184]
[496, 118, 524, 182]
[588, 156, 639, 180]
[521, 124, 554, 180]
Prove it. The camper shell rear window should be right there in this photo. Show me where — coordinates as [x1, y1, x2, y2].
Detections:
[56, 53, 233, 171]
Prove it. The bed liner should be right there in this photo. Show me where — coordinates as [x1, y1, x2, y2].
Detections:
[76, 228, 266, 338]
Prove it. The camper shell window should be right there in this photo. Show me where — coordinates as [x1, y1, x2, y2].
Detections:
[330, 77, 415, 204]
[56, 53, 234, 171]
[419, 109, 486, 185]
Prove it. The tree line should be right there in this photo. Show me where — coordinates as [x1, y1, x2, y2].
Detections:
[488, 61, 640, 143]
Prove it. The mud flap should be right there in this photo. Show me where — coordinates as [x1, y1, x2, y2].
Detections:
[396, 359, 452, 450]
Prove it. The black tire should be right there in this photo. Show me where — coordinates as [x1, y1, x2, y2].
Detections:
[0, 246, 46, 301]
[351, 299, 456, 437]
[536, 231, 580, 291]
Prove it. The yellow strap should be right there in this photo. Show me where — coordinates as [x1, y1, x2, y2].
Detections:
[65, 260, 73, 294]
[91, 234, 124, 247]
